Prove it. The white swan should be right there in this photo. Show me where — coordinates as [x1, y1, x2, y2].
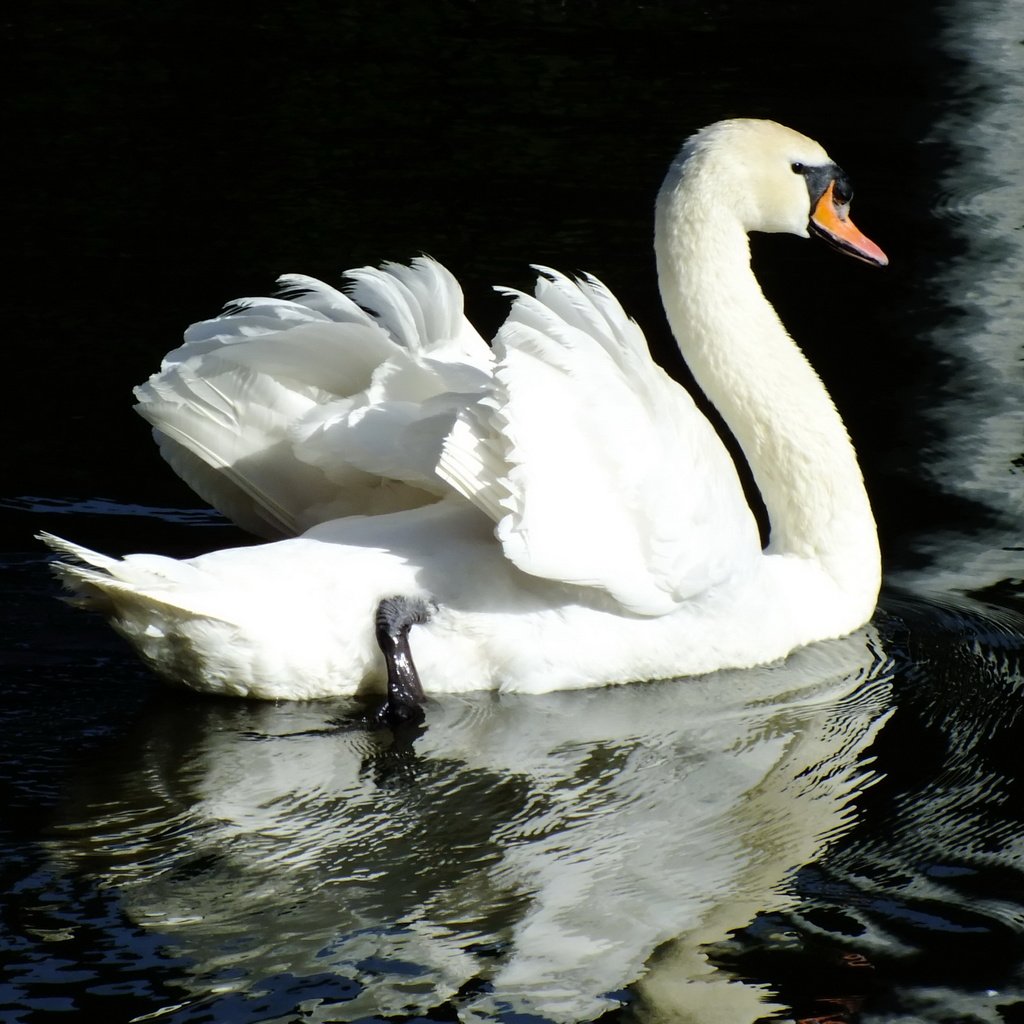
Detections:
[41, 118, 888, 707]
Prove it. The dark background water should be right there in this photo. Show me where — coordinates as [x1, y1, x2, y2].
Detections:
[3, 1, 1023, 1022]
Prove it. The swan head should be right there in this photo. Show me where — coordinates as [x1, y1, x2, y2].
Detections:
[670, 118, 888, 266]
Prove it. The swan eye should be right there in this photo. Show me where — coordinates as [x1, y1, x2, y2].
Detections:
[791, 162, 806, 174]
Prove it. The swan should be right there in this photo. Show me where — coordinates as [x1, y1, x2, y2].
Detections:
[41, 118, 888, 716]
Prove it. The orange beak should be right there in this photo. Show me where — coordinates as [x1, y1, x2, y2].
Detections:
[810, 181, 889, 267]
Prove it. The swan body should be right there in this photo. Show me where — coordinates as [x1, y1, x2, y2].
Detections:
[43, 119, 887, 700]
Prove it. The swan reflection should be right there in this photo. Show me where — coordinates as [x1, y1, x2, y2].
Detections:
[45, 628, 892, 1022]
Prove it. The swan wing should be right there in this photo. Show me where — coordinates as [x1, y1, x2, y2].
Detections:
[136, 258, 493, 538]
[437, 268, 761, 615]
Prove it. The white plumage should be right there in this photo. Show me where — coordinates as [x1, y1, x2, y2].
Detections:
[41, 118, 885, 700]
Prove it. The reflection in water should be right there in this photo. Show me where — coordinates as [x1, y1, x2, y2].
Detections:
[43, 630, 892, 1022]
[896, 0, 1024, 602]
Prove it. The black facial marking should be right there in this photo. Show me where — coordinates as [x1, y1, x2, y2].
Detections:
[794, 161, 852, 211]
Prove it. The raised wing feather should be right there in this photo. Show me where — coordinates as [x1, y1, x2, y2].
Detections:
[438, 268, 761, 615]
[136, 258, 492, 538]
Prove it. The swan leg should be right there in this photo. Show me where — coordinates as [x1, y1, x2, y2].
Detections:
[373, 596, 434, 726]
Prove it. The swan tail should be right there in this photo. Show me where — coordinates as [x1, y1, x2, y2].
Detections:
[136, 258, 493, 539]
[37, 532, 121, 577]
[37, 531, 228, 621]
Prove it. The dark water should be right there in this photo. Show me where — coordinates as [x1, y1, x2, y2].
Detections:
[4, 1, 1023, 1021]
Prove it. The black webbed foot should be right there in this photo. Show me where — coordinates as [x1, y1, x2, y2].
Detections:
[373, 595, 434, 729]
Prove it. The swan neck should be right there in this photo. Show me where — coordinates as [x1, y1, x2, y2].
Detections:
[655, 165, 879, 605]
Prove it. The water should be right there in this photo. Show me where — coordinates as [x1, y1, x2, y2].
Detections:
[4, 1, 1023, 1021]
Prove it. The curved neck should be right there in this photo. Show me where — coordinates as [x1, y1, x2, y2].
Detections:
[654, 163, 880, 605]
